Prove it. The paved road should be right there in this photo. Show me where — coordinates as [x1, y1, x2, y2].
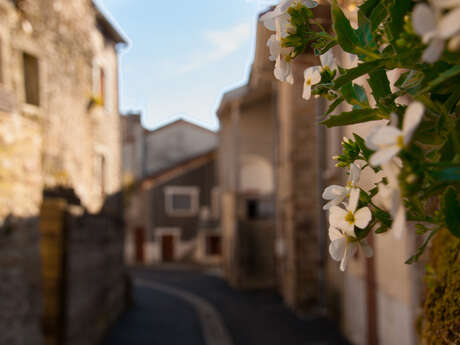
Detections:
[103, 266, 351, 345]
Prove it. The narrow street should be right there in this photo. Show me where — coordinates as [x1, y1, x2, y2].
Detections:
[103, 266, 350, 345]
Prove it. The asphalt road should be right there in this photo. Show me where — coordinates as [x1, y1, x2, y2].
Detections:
[103, 265, 351, 345]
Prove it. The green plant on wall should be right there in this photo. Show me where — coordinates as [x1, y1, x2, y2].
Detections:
[261, 0, 460, 342]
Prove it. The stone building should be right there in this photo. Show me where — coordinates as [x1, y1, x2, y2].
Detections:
[122, 118, 220, 265]
[217, 14, 277, 289]
[0, 0, 127, 344]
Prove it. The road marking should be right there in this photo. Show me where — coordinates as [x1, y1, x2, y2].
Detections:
[136, 279, 234, 345]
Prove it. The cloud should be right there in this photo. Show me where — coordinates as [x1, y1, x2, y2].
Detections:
[178, 22, 252, 73]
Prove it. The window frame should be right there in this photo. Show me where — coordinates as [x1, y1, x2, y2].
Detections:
[22, 51, 40, 106]
[164, 186, 199, 217]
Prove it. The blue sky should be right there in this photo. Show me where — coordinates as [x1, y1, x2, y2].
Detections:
[94, 0, 277, 130]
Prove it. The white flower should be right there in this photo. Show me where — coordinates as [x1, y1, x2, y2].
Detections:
[322, 163, 361, 210]
[367, 102, 424, 167]
[261, 0, 318, 30]
[329, 226, 373, 271]
[412, 2, 460, 62]
[329, 188, 372, 236]
[302, 66, 321, 100]
[373, 160, 406, 238]
[320, 50, 337, 72]
[261, 0, 317, 84]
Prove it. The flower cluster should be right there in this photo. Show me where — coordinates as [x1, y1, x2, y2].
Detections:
[262, 0, 460, 271]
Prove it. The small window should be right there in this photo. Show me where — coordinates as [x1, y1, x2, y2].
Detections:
[23, 52, 40, 106]
[92, 63, 105, 106]
[0, 37, 3, 84]
[165, 186, 199, 216]
[94, 154, 106, 196]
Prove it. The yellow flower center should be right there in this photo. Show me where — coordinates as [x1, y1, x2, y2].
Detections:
[306, 78, 311, 86]
[346, 181, 354, 189]
[345, 211, 355, 225]
[397, 135, 404, 148]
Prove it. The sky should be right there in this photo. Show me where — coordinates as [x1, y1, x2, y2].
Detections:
[94, 0, 277, 131]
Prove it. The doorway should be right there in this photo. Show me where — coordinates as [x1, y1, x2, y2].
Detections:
[161, 234, 175, 262]
[134, 227, 145, 264]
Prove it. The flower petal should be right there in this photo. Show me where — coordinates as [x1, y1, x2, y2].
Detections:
[310, 68, 322, 85]
[302, 84, 312, 100]
[422, 38, 445, 63]
[368, 126, 401, 147]
[301, 0, 318, 8]
[320, 50, 337, 71]
[435, 0, 460, 8]
[448, 34, 460, 51]
[329, 206, 348, 228]
[329, 237, 346, 262]
[260, 11, 276, 31]
[439, 7, 460, 39]
[403, 101, 424, 144]
[381, 160, 401, 188]
[354, 207, 372, 229]
[340, 243, 357, 271]
[329, 226, 343, 242]
[412, 4, 437, 37]
[347, 188, 360, 213]
[323, 185, 347, 200]
[349, 163, 360, 185]
[369, 145, 400, 167]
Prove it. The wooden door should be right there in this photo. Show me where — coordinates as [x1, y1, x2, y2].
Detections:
[134, 227, 145, 264]
[161, 235, 175, 262]
[206, 235, 222, 255]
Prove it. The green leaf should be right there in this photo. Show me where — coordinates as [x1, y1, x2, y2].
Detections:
[332, 0, 361, 54]
[359, 0, 380, 18]
[353, 133, 374, 161]
[405, 229, 438, 264]
[326, 96, 344, 115]
[321, 108, 382, 127]
[441, 186, 460, 237]
[419, 65, 460, 94]
[368, 70, 391, 102]
[341, 83, 369, 107]
[388, 0, 412, 44]
[333, 59, 387, 89]
[430, 167, 460, 182]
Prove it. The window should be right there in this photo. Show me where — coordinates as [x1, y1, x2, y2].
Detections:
[0, 37, 3, 84]
[23, 52, 40, 106]
[92, 63, 105, 106]
[94, 154, 106, 196]
[165, 186, 199, 216]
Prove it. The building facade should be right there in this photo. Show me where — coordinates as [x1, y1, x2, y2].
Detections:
[122, 118, 220, 265]
[0, 1, 126, 344]
[217, 15, 277, 289]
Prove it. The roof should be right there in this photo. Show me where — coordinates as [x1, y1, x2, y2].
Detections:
[144, 118, 216, 137]
[139, 150, 216, 190]
[216, 83, 273, 118]
[92, 1, 128, 45]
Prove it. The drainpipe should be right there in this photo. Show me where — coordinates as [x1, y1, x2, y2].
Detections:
[316, 97, 327, 311]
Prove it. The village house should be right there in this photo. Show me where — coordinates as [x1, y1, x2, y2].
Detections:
[217, 15, 277, 289]
[217, 2, 424, 345]
[122, 116, 221, 265]
[0, 0, 127, 344]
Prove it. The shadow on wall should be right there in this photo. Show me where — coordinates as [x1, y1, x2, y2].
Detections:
[0, 188, 129, 345]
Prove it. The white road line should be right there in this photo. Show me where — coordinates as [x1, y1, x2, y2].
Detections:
[135, 279, 235, 345]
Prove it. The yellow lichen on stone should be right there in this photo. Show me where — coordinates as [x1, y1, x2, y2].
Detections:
[422, 228, 460, 345]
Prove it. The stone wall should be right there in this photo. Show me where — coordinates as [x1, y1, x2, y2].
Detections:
[276, 54, 321, 311]
[64, 197, 126, 345]
[0, 217, 42, 345]
[40, 192, 126, 345]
